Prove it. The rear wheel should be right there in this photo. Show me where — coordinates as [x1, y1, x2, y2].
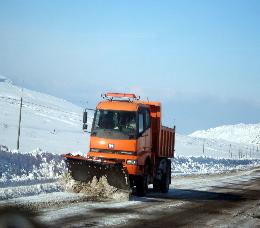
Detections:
[153, 159, 171, 193]
[153, 179, 161, 192]
[161, 173, 170, 193]
[161, 160, 171, 193]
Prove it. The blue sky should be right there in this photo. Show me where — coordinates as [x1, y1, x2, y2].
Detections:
[0, 0, 259, 133]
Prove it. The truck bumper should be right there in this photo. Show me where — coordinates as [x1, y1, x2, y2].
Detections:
[87, 152, 142, 175]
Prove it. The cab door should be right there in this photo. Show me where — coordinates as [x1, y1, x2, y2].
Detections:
[137, 108, 152, 164]
[144, 108, 152, 152]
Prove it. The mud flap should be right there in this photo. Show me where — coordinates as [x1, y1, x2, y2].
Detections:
[64, 156, 130, 191]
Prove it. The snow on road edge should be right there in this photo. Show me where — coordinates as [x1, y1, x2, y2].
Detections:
[1, 145, 260, 200]
[0, 145, 65, 185]
[172, 156, 260, 176]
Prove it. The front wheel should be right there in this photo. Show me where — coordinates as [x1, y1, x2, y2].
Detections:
[136, 165, 149, 196]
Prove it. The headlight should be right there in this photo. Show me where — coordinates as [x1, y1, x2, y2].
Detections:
[126, 159, 138, 165]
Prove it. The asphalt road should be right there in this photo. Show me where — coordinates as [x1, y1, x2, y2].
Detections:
[49, 168, 260, 227]
[1, 168, 260, 228]
[124, 169, 260, 228]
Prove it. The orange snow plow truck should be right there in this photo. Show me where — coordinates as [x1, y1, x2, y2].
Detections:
[64, 93, 175, 196]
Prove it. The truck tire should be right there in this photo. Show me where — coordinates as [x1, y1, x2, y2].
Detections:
[153, 179, 161, 192]
[161, 159, 171, 193]
[136, 165, 149, 196]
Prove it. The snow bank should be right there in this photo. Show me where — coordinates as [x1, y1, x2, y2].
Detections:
[0, 146, 65, 185]
[172, 156, 260, 176]
[1, 145, 260, 190]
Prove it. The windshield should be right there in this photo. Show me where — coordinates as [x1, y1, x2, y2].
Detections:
[91, 110, 137, 139]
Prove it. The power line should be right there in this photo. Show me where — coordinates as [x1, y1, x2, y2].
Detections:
[0, 96, 94, 119]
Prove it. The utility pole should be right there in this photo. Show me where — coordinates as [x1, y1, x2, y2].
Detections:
[238, 148, 241, 159]
[229, 144, 232, 159]
[17, 97, 23, 150]
[202, 142, 205, 156]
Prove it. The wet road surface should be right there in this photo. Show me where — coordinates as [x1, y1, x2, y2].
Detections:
[2, 168, 260, 227]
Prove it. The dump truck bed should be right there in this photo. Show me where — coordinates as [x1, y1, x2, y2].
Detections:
[158, 126, 175, 158]
[143, 101, 175, 159]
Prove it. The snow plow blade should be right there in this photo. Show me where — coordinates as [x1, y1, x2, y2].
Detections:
[64, 155, 130, 191]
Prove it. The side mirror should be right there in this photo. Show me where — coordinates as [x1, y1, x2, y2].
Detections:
[83, 110, 88, 123]
[83, 111, 88, 131]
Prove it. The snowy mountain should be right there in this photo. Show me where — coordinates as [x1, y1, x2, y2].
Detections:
[190, 123, 260, 146]
[0, 75, 91, 154]
[175, 133, 260, 159]
[0, 75, 12, 84]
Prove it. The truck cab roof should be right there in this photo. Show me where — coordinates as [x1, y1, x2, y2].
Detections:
[97, 100, 162, 111]
[97, 100, 147, 111]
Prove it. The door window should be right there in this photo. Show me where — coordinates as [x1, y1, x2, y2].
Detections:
[145, 109, 151, 128]
[138, 113, 144, 134]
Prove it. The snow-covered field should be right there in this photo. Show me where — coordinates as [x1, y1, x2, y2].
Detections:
[0, 75, 91, 154]
[176, 133, 260, 159]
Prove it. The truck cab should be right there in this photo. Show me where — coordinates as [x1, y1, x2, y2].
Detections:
[87, 100, 152, 176]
